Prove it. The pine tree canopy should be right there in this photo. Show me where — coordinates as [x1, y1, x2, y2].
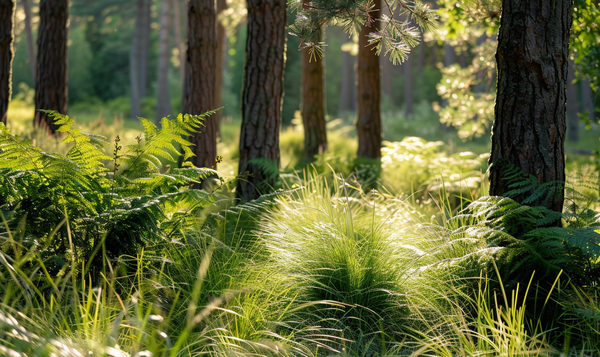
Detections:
[288, 0, 438, 64]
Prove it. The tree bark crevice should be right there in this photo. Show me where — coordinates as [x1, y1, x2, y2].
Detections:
[33, 0, 69, 134]
[489, 0, 572, 213]
[237, 0, 287, 201]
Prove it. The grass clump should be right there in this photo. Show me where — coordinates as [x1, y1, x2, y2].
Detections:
[257, 171, 430, 355]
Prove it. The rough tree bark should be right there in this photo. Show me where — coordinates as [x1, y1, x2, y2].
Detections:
[0, 0, 14, 125]
[185, 0, 217, 168]
[156, 0, 172, 121]
[301, 0, 327, 161]
[21, 0, 35, 80]
[566, 59, 578, 142]
[237, 0, 287, 201]
[356, 0, 381, 159]
[33, 0, 68, 134]
[489, 0, 572, 214]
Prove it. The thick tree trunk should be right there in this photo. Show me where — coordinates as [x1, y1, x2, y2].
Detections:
[214, 0, 227, 137]
[338, 50, 356, 114]
[566, 59, 578, 142]
[356, 0, 381, 159]
[237, 0, 287, 201]
[130, 0, 144, 118]
[173, 0, 185, 84]
[139, 0, 150, 98]
[33, 0, 68, 134]
[489, 0, 572, 214]
[156, 0, 172, 121]
[301, 0, 327, 161]
[21, 0, 35, 81]
[0, 0, 14, 125]
[185, 0, 217, 168]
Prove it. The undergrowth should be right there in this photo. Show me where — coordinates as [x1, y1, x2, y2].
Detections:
[1, 113, 600, 356]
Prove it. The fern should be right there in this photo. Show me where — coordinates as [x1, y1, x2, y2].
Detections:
[0, 111, 223, 275]
[120, 111, 217, 179]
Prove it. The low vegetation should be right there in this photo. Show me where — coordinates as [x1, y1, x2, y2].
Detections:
[1, 112, 599, 356]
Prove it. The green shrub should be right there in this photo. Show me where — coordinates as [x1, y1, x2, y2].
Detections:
[0, 110, 220, 274]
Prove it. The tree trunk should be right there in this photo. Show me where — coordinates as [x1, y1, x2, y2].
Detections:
[214, 0, 227, 137]
[185, 0, 217, 168]
[0, 0, 14, 125]
[301, 46, 327, 160]
[139, 0, 150, 98]
[356, 0, 381, 159]
[338, 50, 356, 114]
[130, 0, 144, 118]
[566, 59, 578, 142]
[440, 43, 456, 131]
[381, 54, 394, 107]
[301, 0, 327, 161]
[237, 0, 287, 201]
[404, 48, 413, 118]
[21, 0, 35, 81]
[156, 0, 172, 121]
[581, 80, 595, 125]
[33, 0, 68, 134]
[417, 37, 425, 76]
[173, 0, 185, 84]
[489, 0, 572, 214]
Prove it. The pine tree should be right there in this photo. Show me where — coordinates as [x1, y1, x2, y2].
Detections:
[185, 0, 218, 168]
[0, 0, 14, 125]
[356, 0, 382, 159]
[156, 0, 172, 121]
[301, 0, 327, 161]
[489, 0, 572, 214]
[237, 0, 287, 201]
[33, 0, 69, 134]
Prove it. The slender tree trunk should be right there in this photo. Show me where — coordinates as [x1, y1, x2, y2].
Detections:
[356, 0, 381, 159]
[404, 48, 413, 118]
[130, 0, 144, 118]
[156, 0, 172, 121]
[458, 50, 466, 68]
[173, 0, 185, 84]
[185, 0, 217, 168]
[439, 43, 456, 131]
[33, 0, 68, 134]
[489, 0, 572, 214]
[566, 59, 578, 142]
[214, 0, 227, 137]
[381, 54, 394, 107]
[380, 4, 393, 107]
[301, 11, 327, 160]
[21, 0, 35, 81]
[339, 50, 356, 114]
[581, 80, 595, 125]
[139, 0, 150, 98]
[417, 37, 425, 76]
[237, 0, 287, 201]
[0, 0, 14, 125]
